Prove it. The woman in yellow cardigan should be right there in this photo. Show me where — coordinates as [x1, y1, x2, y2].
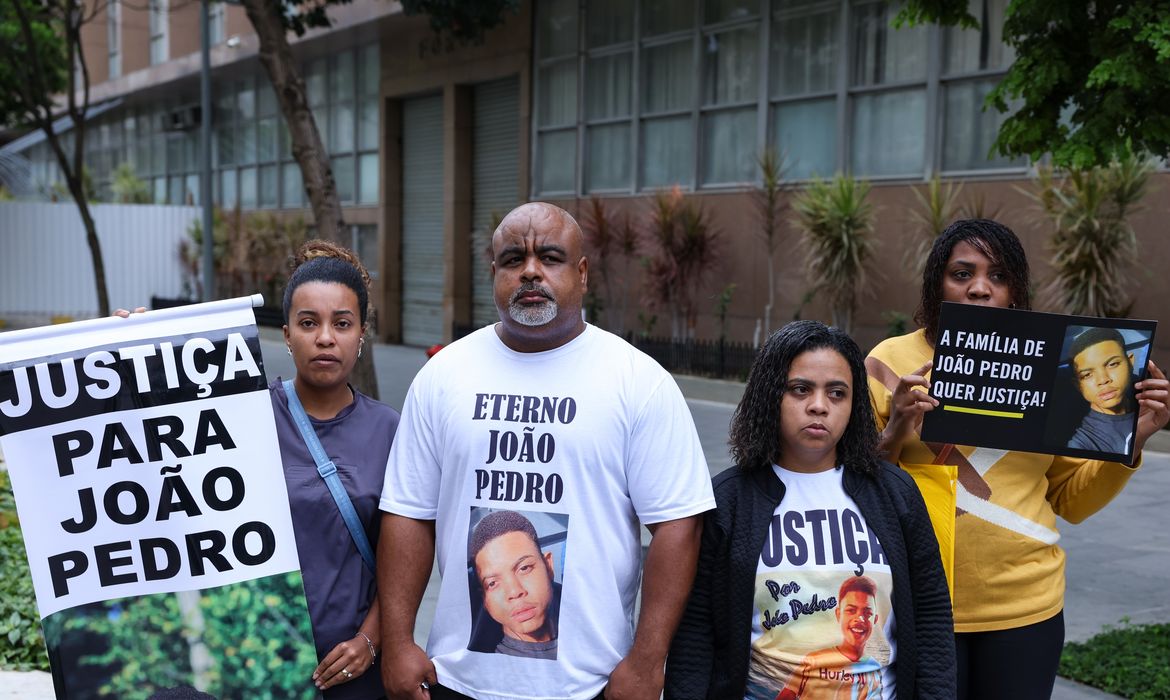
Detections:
[865, 219, 1169, 700]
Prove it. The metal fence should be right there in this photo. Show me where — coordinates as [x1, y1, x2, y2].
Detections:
[0, 201, 196, 319]
[632, 336, 759, 380]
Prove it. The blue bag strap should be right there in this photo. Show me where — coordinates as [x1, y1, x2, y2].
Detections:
[283, 379, 376, 572]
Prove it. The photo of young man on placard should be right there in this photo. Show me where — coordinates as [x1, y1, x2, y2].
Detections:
[1045, 326, 1152, 460]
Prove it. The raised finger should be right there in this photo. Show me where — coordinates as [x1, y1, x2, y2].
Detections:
[912, 360, 933, 378]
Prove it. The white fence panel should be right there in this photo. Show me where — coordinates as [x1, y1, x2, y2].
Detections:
[0, 202, 196, 319]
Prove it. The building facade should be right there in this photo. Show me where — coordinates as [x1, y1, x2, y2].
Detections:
[5, 0, 1169, 357]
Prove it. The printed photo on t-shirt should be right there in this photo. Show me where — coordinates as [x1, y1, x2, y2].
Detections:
[465, 507, 568, 660]
[748, 571, 894, 700]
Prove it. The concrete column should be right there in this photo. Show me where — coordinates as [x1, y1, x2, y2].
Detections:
[443, 82, 474, 341]
[378, 96, 403, 343]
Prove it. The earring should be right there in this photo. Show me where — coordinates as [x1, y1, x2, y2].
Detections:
[286, 345, 292, 356]
[358, 339, 364, 358]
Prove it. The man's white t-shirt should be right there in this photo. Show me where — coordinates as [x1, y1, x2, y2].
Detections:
[380, 324, 715, 700]
[746, 465, 897, 700]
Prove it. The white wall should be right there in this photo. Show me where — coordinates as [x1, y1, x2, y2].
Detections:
[0, 202, 196, 319]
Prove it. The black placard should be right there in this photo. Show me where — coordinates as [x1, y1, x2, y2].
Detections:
[921, 303, 1157, 464]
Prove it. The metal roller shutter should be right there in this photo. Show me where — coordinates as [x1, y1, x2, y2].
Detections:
[401, 94, 445, 346]
[471, 77, 520, 328]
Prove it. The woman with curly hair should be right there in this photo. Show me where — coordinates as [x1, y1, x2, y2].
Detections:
[271, 239, 399, 698]
[666, 320, 954, 699]
[866, 219, 1169, 699]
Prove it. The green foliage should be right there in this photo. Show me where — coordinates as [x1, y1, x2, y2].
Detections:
[899, 0, 1170, 167]
[642, 187, 723, 339]
[0, 0, 68, 128]
[1031, 151, 1153, 317]
[1060, 621, 1170, 699]
[110, 163, 151, 204]
[46, 576, 317, 699]
[0, 472, 49, 672]
[181, 209, 308, 301]
[402, 0, 520, 49]
[714, 283, 737, 343]
[792, 175, 875, 333]
[882, 310, 910, 338]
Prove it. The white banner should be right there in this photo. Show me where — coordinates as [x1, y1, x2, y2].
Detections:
[0, 296, 301, 618]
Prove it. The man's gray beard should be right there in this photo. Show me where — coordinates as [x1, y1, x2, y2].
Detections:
[508, 299, 558, 326]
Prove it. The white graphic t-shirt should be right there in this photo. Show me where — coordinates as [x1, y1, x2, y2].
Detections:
[380, 324, 715, 700]
[746, 465, 897, 700]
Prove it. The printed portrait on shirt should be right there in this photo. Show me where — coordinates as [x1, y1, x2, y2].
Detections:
[1044, 325, 1151, 460]
[465, 507, 567, 660]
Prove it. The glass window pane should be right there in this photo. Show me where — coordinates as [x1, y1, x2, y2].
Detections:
[238, 123, 257, 165]
[360, 44, 379, 96]
[359, 153, 379, 204]
[643, 40, 693, 113]
[331, 102, 355, 153]
[537, 60, 578, 127]
[334, 155, 354, 203]
[238, 81, 255, 120]
[538, 0, 578, 59]
[151, 134, 166, 174]
[240, 166, 257, 209]
[771, 2, 839, 96]
[587, 0, 633, 47]
[168, 176, 184, 205]
[258, 117, 278, 162]
[153, 177, 166, 204]
[538, 129, 577, 193]
[307, 59, 328, 107]
[259, 165, 277, 208]
[643, 0, 695, 36]
[586, 53, 632, 120]
[852, 1, 926, 86]
[851, 88, 926, 176]
[944, 0, 1014, 74]
[943, 79, 1025, 170]
[587, 123, 631, 190]
[355, 225, 379, 277]
[702, 108, 756, 184]
[185, 173, 200, 206]
[282, 163, 302, 208]
[359, 98, 379, 151]
[641, 116, 693, 188]
[771, 98, 836, 179]
[332, 51, 354, 102]
[216, 128, 235, 167]
[258, 83, 277, 117]
[220, 169, 237, 208]
[279, 120, 292, 160]
[703, 26, 759, 105]
[314, 107, 329, 148]
[705, 0, 757, 24]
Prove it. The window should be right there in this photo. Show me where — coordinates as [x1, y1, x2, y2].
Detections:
[209, 2, 226, 45]
[107, 0, 121, 79]
[149, 0, 168, 65]
[532, 0, 1022, 196]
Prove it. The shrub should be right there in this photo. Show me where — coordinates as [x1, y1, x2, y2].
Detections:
[1060, 621, 1170, 699]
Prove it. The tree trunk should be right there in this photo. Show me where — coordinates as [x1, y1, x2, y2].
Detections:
[241, 0, 345, 244]
[241, 0, 379, 398]
[69, 174, 110, 317]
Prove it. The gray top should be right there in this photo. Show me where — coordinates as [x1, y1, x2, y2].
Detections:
[271, 379, 400, 700]
[1068, 409, 1133, 457]
[496, 636, 559, 660]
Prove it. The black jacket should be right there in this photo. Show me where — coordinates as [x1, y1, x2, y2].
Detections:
[665, 462, 955, 699]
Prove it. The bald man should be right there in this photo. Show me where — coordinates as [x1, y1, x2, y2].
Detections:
[378, 203, 715, 700]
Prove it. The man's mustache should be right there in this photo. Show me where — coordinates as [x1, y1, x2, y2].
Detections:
[509, 282, 555, 304]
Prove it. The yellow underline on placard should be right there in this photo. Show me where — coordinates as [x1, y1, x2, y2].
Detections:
[943, 405, 1025, 419]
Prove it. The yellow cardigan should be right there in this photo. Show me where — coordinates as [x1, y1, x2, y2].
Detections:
[866, 329, 1139, 632]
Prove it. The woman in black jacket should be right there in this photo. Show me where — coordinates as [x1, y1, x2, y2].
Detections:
[666, 321, 954, 699]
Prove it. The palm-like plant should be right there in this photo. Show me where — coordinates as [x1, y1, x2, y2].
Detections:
[1032, 152, 1153, 317]
[905, 174, 962, 280]
[792, 175, 874, 333]
[642, 187, 722, 339]
[753, 150, 789, 342]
